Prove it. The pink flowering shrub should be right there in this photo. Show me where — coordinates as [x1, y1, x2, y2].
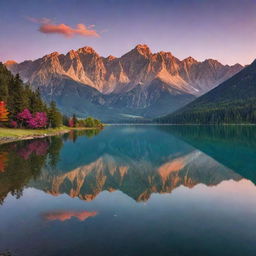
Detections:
[27, 112, 48, 129]
[17, 109, 32, 121]
[68, 119, 74, 127]
[16, 109, 48, 129]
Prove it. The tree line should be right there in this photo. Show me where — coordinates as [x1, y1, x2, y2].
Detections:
[159, 99, 256, 124]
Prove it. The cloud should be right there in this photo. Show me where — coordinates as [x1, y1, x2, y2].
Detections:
[39, 23, 100, 38]
[27, 17, 100, 38]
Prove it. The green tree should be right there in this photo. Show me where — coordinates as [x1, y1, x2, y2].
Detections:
[47, 101, 62, 128]
[84, 117, 94, 127]
[29, 88, 46, 113]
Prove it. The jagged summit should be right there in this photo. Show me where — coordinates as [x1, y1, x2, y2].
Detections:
[128, 44, 152, 57]
[158, 51, 173, 57]
[203, 58, 222, 65]
[105, 55, 117, 61]
[183, 56, 198, 64]
[77, 46, 97, 55]
[43, 52, 60, 60]
[135, 44, 151, 51]
[66, 49, 78, 58]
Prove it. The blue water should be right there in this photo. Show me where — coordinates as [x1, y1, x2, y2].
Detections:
[0, 125, 256, 256]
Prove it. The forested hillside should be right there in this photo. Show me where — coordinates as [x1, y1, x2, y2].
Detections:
[159, 59, 256, 124]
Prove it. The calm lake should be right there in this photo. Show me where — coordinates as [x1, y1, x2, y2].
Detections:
[0, 125, 256, 256]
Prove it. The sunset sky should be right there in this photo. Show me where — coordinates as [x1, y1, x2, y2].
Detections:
[0, 0, 255, 65]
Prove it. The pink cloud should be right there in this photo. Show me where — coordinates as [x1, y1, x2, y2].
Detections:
[27, 17, 99, 38]
[39, 23, 100, 38]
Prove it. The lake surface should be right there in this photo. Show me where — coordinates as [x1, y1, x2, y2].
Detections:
[0, 125, 256, 256]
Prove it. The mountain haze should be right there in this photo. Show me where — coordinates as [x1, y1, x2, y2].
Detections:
[6, 45, 243, 121]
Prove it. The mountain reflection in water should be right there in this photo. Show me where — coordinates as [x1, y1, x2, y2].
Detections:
[1, 125, 255, 204]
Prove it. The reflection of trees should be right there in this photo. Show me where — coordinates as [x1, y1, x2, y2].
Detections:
[17, 140, 49, 160]
[67, 130, 78, 143]
[83, 129, 101, 138]
[0, 152, 8, 172]
[0, 136, 64, 205]
[160, 125, 256, 147]
[64, 129, 102, 143]
[47, 136, 63, 168]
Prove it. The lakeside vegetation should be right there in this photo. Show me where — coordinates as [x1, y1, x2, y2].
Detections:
[0, 63, 104, 135]
[63, 114, 104, 129]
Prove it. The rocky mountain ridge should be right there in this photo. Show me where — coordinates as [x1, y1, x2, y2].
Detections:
[5, 45, 243, 121]
[7, 44, 243, 95]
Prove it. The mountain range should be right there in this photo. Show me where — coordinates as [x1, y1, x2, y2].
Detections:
[160, 59, 256, 124]
[5, 44, 243, 122]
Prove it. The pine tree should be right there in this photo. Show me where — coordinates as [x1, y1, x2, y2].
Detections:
[8, 74, 28, 115]
[0, 64, 11, 103]
[29, 88, 46, 113]
[47, 101, 62, 128]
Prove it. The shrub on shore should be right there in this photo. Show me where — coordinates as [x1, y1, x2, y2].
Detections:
[68, 116, 103, 128]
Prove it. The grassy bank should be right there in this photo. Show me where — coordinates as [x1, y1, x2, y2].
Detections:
[0, 126, 104, 145]
[0, 127, 70, 138]
[0, 127, 70, 145]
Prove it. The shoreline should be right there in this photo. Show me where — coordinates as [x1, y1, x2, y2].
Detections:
[0, 123, 254, 145]
[0, 128, 70, 145]
[0, 127, 103, 145]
